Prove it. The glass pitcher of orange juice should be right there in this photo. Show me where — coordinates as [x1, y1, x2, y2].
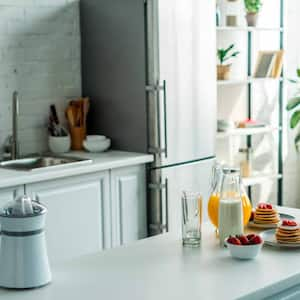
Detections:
[208, 163, 252, 229]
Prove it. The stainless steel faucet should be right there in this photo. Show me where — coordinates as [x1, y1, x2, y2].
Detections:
[11, 91, 19, 160]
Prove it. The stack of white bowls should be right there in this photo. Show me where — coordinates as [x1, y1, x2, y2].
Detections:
[83, 135, 111, 153]
[217, 119, 235, 132]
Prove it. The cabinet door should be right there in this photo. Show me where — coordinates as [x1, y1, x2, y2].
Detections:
[111, 165, 147, 247]
[26, 172, 110, 263]
[150, 0, 216, 167]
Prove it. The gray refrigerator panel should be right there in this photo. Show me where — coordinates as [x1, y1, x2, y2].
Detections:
[80, 0, 148, 153]
[148, 158, 215, 236]
[146, 0, 217, 167]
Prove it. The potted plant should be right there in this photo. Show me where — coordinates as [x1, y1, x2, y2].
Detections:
[217, 44, 240, 80]
[244, 0, 262, 27]
[287, 75, 300, 151]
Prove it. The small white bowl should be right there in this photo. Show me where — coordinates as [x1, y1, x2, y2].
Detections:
[86, 135, 106, 142]
[48, 135, 71, 154]
[226, 240, 263, 260]
[83, 138, 111, 153]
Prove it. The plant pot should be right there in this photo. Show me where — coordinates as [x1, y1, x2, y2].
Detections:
[217, 65, 231, 80]
[245, 12, 258, 27]
[48, 135, 71, 154]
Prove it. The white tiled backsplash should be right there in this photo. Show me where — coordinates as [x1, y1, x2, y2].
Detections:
[0, 0, 81, 156]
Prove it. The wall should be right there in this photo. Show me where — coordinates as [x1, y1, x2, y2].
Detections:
[283, 0, 300, 208]
[217, 0, 300, 207]
[0, 0, 81, 156]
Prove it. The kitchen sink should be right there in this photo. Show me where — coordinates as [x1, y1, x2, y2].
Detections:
[0, 156, 92, 171]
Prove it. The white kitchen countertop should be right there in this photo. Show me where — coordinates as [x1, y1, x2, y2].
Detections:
[1, 206, 300, 300]
[0, 151, 153, 189]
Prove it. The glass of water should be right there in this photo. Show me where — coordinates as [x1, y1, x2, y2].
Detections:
[181, 191, 202, 247]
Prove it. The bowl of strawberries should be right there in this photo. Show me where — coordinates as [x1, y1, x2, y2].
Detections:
[225, 234, 263, 260]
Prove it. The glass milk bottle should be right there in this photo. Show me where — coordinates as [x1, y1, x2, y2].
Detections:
[218, 168, 243, 247]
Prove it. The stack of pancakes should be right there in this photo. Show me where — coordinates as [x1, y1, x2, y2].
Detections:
[276, 223, 300, 244]
[254, 206, 280, 225]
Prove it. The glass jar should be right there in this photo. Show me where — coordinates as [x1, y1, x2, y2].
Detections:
[208, 164, 252, 229]
[238, 148, 253, 178]
[218, 168, 244, 246]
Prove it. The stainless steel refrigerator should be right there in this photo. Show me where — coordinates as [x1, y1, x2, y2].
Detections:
[81, 0, 216, 237]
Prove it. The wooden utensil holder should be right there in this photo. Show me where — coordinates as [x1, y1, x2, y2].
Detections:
[70, 127, 86, 150]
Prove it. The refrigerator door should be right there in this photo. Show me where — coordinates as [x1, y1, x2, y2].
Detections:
[148, 158, 215, 237]
[146, 0, 217, 167]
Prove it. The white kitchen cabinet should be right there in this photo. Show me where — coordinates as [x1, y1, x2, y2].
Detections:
[26, 172, 110, 263]
[0, 163, 148, 263]
[110, 165, 147, 247]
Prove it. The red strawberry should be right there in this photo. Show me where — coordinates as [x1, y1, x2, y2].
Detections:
[258, 203, 272, 210]
[247, 233, 256, 241]
[227, 236, 242, 245]
[237, 235, 249, 245]
[258, 203, 267, 209]
[282, 219, 297, 227]
[282, 220, 289, 226]
[249, 235, 263, 245]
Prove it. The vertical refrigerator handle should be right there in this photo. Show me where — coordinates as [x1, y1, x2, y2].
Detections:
[146, 80, 168, 158]
[164, 177, 169, 232]
[162, 80, 168, 158]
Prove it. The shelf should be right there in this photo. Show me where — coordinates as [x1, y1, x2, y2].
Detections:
[216, 126, 280, 139]
[243, 173, 282, 187]
[217, 77, 284, 86]
[217, 26, 283, 32]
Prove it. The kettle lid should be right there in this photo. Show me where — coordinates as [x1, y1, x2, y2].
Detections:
[0, 195, 46, 218]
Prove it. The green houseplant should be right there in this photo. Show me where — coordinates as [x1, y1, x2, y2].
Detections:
[287, 77, 300, 151]
[244, 0, 263, 26]
[217, 44, 240, 80]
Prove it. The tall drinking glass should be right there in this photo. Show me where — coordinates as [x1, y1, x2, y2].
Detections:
[181, 191, 202, 247]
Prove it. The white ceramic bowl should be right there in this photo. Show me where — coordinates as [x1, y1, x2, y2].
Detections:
[217, 119, 234, 132]
[48, 135, 71, 154]
[86, 135, 107, 142]
[226, 239, 263, 260]
[83, 138, 111, 153]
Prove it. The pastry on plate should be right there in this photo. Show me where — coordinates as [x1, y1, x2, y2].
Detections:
[276, 220, 300, 244]
[253, 203, 280, 225]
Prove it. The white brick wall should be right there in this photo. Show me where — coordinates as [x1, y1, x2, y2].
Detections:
[0, 0, 81, 156]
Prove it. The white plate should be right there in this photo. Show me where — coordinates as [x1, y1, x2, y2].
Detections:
[261, 229, 300, 248]
[247, 213, 295, 229]
[247, 221, 279, 229]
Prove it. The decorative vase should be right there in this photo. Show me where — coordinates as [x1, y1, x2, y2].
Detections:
[216, 4, 221, 26]
[217, 64, 231, 80]
[226, 15, 238, 27]
[245, 12, 258, 27]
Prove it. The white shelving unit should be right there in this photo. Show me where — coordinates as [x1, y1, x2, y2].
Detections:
[217, 26, 283, 32]
[216, 126, 280, 139]
[217, 77, 284, 86]
[243, 173, 283, 187]
[216, 5, 284, 202]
